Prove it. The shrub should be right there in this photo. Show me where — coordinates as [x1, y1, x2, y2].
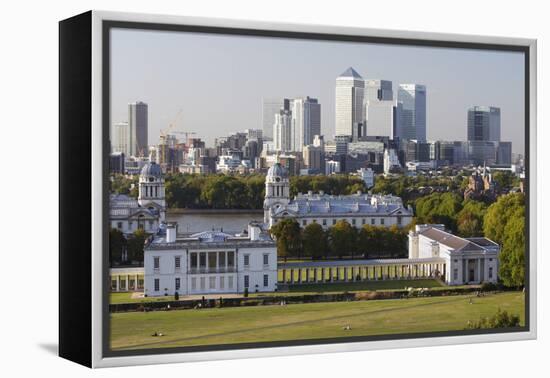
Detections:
[174, 292, 179, 301]
[244, 288, 249, 297]
[480, 282, 498, 292]
[466, 309, 521, 329]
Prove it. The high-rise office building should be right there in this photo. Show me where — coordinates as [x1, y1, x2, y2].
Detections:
[467, 106, 501, 142]
[112, 121, 130, 156]
[291, 97, 321, 152]
[397, 84, 426, 141]
[262, 98, 291, 140]
[335, 67, 365, 137]
[365, 100, 400, 138]
[364, 79, 393, 102]
[128, 101, 148, 157]
[273, 109, 293, 152]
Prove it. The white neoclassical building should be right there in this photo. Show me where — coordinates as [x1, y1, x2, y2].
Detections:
[408, 224, 500, 285]
[110, 162, 166, 235]
[143, 222, 277, 297]
[263, 163, 413, 229]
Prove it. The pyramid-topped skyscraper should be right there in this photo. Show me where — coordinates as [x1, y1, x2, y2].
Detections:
[335, 67, 365, 137]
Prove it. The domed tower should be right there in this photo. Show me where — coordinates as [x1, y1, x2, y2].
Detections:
[264, 163, 290, 225]
[138, 162, 166, 221]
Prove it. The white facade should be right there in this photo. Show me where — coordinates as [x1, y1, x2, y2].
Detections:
[357, 167, 374, 188]
[264, 163, 413, 229]
[291, 97, 321, 152]
[383, 148, 401, 174]
[110, 161, 165, 235]
[112, 121, 130, 156]
[216, 154, 242, 172]
[408, 225, 500, 285]
[144, 224, 277, 296]
[325, 160, 341, 175]
[273, 109, 293, 152]
[335, 67, 365, 136]
[365, 99, 398, 138]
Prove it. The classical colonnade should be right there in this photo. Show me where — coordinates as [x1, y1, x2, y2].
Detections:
[278, 259, 446, 284]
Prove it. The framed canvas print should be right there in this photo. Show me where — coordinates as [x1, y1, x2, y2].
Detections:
[59, 10, 537, 368]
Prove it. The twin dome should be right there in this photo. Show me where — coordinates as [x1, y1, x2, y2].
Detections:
[140, 162, 163, 178]
[267, 163, 288, 179]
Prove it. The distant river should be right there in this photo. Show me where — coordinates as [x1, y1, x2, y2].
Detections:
[166, 209, 264, 234]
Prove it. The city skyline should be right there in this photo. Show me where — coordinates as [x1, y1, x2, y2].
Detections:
[110, 28, 525, 154]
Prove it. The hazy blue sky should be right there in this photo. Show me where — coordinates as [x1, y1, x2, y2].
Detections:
[110, 28, 525, 154]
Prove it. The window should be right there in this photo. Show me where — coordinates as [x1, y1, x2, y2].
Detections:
[380, 218, 385, 225]
[263, 254, 269, 266]
[244, 275, 249, 288]
[322, 219, 327, 226]
[117, 222, 123, 229]
[153, 257, 160, 270]
[191, 277, 197, 290]
[362, 219, 366, 225]
[220, 276, 225, 289]
[190, 253, 198, 268]
[154, 278, 160, 291]
[489, 267, 493, 279]
[175, 278, 180, 291]
[397, 216, 402, 225]
[371, 218, 375, 225]
[218, 252, 226, 268]
[111, 280, 117, 290]
[208, 252, 217, 269]
[209, 277, 216, 289]
[453, 269, 458, 280]
[352, 219, 356, 226]
[200, 277, 206, 290]
[228, 276, 234, 289]
[119, 279, 126, 290]
[263, 274, 269, 287]
[302, 220, 307, 226]
[175, 256, 181, 269]
[199, 252, 207, 268]
[332, 219, 337, 225]
[244, 254, 250, 267]
[227, 252, 235, 267]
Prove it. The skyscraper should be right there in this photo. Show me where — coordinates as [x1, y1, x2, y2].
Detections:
[112, 121, 130, 156]
[291, 96, 321, 152]
[397, 84, 426, 141]
[128, 101, 148, 157]
[273, 109, 293, 152]
[364, 79, 393, 102]
[335, 67, 365, 137]
[262, 98, 290, 140]
[467, 106, 501, 142]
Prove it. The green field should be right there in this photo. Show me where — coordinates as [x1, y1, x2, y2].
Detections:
[110, 292, 176, 304]
[110, 291, 525, 351]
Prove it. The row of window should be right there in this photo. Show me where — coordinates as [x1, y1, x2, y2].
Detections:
[299, 217, 397, 227]
[152, 253, 271, 272]
[244, 274, 269, 288]
[243, 253, 270, 268]
[115, 220, 155, 230]
[452, 266, 494, 281]
[152, 274, 270, 292]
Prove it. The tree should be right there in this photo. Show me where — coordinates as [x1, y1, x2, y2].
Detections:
[269, 219, 302, 262]
[109, 228, 126, 264]
[483, 193, 525, 245]
[302, 223, 327, 260]
[456, 200, 487, 237]
[415, 192, 463, 232]
[483, 193, 525, 288]
[127, 229, 148, 263]
[328, 220, 357, 259]
[499, 209, 525, 287]
[358, 224, 377, 258]
[386, 224, 407, 258]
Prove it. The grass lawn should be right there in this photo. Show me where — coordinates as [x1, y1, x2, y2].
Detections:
[110, 291, 525, 351]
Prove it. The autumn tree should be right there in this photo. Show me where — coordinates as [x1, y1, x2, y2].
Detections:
[269, 219, 302, 262]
